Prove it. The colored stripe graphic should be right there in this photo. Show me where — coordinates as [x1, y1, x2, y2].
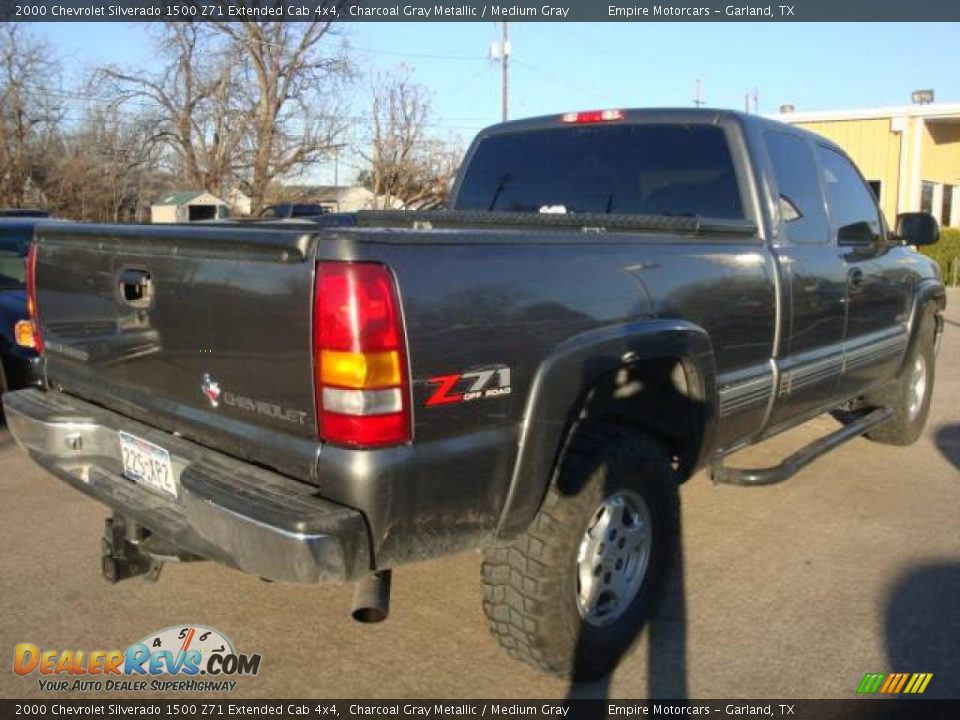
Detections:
[857, 672, 932, 694]
[857, 673, 886, 693]
[878, 674, 897, 693]
[905, 673, 933, 694]
[892, 673, 910, 693]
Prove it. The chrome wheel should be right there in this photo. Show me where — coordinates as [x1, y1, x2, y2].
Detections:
[575, 490, 652, 627]
[907, 355, 927, 422]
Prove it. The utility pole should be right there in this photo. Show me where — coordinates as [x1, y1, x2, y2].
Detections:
[694, 78, 704, 107]
[501, 22, 510, 122]
[752, 87, 760, 114]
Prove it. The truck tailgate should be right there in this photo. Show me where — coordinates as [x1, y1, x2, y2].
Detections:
[33, 223, 320, 480]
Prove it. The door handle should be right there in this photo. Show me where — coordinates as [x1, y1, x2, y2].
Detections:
[847, 267, 864, 291]
[118, 268, 153, 307]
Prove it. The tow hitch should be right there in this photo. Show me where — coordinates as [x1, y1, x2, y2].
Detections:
[100, 513, 201, 583]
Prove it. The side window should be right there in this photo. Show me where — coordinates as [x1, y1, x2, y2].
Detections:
[817, 146, 883, 245]
[0, 229, 28, 290]
[0, 250, 25, 289]
[764, 131, 829, 244]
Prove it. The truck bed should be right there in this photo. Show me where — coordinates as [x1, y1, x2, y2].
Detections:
[31, 214, 774, 566]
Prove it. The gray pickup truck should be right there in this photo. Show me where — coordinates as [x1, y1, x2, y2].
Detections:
[5, 109, 945, 680]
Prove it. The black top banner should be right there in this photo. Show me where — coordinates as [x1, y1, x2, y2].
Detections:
[2, 0, 959, 22]
[1, 701, 960, 720]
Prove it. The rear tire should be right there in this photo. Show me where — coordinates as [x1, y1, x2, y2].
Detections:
[865, 311, 936, 446]
[481, 423, 679, 681]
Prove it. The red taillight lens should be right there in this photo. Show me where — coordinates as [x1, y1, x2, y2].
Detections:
[313, 262, 410, 447]
[319, 412, 409, 448]
[24, 243, 43, 353]
[561, 109, 625, 124]
[315, 263, 403, 352]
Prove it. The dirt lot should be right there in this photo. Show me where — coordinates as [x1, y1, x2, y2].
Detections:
[1, 292, 957, 700]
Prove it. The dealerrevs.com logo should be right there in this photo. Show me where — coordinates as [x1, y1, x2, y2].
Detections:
[13, 625, 262, 693]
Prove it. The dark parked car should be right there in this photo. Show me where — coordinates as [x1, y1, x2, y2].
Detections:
[258, 203, 329, 219]
[0, 219, 44, 398]
[4, 109, 945, 679]
[0, 209, 48, 218]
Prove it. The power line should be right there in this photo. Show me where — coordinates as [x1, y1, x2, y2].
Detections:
[349, 45, 486, 61]
[436, 64, 494, 98]
[501, 22, 509, 122]
[512, 59, 608, 105]
[1, 85, 488, 131]
[524, 25, 640, 63]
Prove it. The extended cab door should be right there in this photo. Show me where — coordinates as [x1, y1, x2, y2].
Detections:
[763, 130, 848, 430]
[815, 145, 912, 396]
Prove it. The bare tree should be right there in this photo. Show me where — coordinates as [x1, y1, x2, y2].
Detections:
[360, 68, 462, 209]
[211, 21, 351, 212]
[46, 106, 164, 222]
[96, 20, 350, 212]
[0, 24, 63, 208]
[98, 23, 244, 197]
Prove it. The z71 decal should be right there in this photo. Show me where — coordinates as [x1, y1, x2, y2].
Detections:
[425, 367, 512, 407]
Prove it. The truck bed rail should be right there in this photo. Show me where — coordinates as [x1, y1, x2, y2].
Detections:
[353, 209, 758, 236]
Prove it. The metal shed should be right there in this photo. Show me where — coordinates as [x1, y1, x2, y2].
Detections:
[151, 191, 230, 223]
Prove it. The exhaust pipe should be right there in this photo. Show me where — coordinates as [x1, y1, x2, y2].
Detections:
[351, 570, 391, 623]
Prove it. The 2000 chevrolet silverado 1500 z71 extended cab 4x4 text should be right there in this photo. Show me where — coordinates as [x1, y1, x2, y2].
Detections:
[5, 109, 945, 680]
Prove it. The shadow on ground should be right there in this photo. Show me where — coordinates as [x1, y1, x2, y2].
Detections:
[642, 543, 688, 699]
[885, 562, 960, 698]
[934, 424, 960, 470]
[567, 520, 688, 702]
[0, 409, 10, 449]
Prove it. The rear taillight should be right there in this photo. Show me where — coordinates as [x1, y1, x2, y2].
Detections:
[20, 244, 43, 352]
[313, 262, 410, 447]
[561, 109, 625, 124]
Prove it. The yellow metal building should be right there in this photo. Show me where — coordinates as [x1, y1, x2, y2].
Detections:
[777, 103, 960, 228]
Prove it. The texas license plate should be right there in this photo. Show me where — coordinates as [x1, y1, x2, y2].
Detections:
[119, 431, 176, 498]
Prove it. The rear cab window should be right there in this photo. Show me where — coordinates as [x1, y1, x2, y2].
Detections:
[764, 130, 830, 244]
[816, 146, 884, 245]
[454, 123, 745, 220]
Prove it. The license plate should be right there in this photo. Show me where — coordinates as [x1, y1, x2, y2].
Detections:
[119, 432, 176, 498]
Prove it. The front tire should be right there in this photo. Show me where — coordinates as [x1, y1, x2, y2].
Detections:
[481, 423, 679, 681]
[865, 311, 937, 446]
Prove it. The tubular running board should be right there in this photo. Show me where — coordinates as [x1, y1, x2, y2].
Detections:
[710, 406, 893, 486]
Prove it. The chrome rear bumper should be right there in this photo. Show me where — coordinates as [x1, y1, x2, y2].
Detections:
[3, 388, 371, 584]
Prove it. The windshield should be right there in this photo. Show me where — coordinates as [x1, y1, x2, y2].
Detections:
[455, 123, 744, 219]
[259, 204, 325, 218]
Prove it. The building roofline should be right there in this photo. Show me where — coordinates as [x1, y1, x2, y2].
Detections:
[775, 102, 960, 123]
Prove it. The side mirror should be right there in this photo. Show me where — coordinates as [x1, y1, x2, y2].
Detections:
[895, 212, 939, 246]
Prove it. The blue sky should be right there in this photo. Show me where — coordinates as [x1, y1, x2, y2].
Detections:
[35, 21, 960, 183]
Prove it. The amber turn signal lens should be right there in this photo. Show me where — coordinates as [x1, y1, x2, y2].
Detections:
[320, 349, 402, 389]
[14, 320, 37, 349]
